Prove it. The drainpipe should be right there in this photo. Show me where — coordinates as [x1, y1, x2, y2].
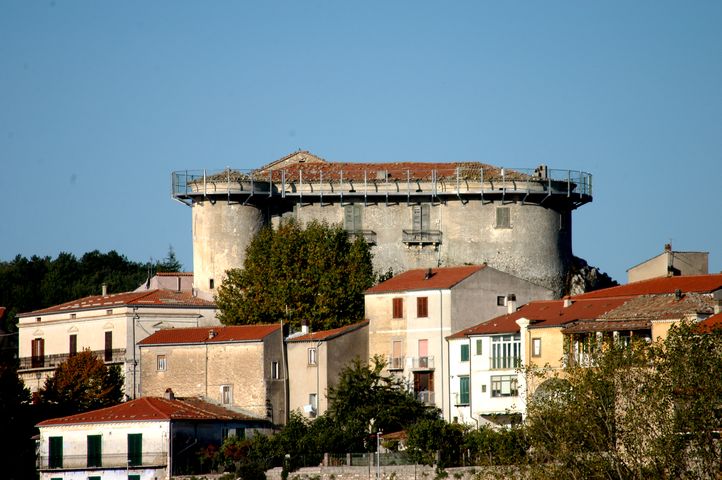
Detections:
[468, 336, 479, 429]
[515, 318, 530, 420]
[132, 307, 139, 399]
[438, 289, 445, 420]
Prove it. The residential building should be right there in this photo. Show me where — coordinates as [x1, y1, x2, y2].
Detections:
[172, 151, 593, 299]
[133, 271, 194, 293]
[627, 243, 708, 283]
[449, 273, 722, 424]
[138, 324, 287, 425]
[286, 320, 369, 418]
[16, 288, 218, 398]
[365, 265, 554, 421]
[36, 393, 271, 480]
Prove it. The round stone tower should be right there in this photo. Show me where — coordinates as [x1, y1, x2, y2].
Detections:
[173, 152, 592, 299]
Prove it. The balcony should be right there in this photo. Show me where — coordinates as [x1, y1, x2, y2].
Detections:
[416, 390, 435, 406]
[410, 356, 434, 370]
[387, 356, 405, 371]
[490, 356, 521, 370]
[38, 452, 167, 471]
[346, 229, 377, 245]
[19, 349, 126, 372]
[402, 230, 442, 246]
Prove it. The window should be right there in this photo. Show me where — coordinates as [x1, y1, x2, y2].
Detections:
[532, 338, 542, 357]
[106, 309, 112, 315]
[491, 334, 521, 369]
[308, 347, 317, 366]
[69, 334, 77, 357]
[458, 375, 470, 405]
[222, 427, 239, 439]
[127, 433, 142, 467]
[49, 436, 63, 469]
[309, 393, 318, 410]
[271, 361, 280, 379]
[209, 278, 215, 289]
[221, 385, 232, 405]
[481, 384, 487, 393]
[104, 331, 113, 362]
[70, 313, 76, 319]
[491, 375, 518, 397]
[496, 295, 506, 306]
[392, 298, 403, 319]
[31, 338, 45, 368]
[496, 207, 511, 228]
[390, 340, 403, 369]
[416, 297, 428, 318]
[475, 338, 483, 355]
[412, 204, 430, 232]
[418, 339, 429, 368]
[344, 204, 363, 231]
[460, 344, 470, 362]
[156, 355, 166, 371]
[87, 434, 101, 468]
[128, 475, 141, 480]
[88, 476, 102, 480]
[36, 316, 41, 322]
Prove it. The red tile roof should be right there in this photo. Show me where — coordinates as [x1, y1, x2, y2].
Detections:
[366, 265, 486, 294]
[156, 272, 193, 277]
[287, 320, 369, 343]
[697, 312, 722, 333]
[574, 274, 722, 300]
[138, 324, 281, 346]
[19, 289, 215, 317]
[37, 396, 262, 426]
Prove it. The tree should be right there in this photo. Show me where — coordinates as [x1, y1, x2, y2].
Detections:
[0, 361, 36, 480]
[156, 245, 183, 272]
[38, 349, 124, 417]
[325, 355, 437, 452]
[215, 220, 374, 330]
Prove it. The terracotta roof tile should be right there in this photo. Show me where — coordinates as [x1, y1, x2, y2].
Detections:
[366, 265, 486, 294]
[287, 320, 368, 343]
[37, 396, 263, 426]
[19, 289, 214, 316]
[138, 324, 280, 346]
[697, 312, 722, 333]
[574, 274, 722, 300]
[156, 272, 193, 277]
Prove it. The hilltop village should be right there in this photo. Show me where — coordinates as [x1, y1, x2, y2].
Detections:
[14, 152, 720, 479]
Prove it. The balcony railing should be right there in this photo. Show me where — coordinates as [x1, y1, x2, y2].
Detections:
[19, 349, 126, 372]
[401, 230, 442, 246]
[416, 390, 435, 405]
[387, 356, 405, 370]
[346, 229, 377, 245]
[39, 452, 167, 470]
[410, 356, 434, 370]
[490, 356, 521, 370]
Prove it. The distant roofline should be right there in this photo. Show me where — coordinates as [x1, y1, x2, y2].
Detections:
[286, 320, 369, 343]
[626, 250, 709, 272]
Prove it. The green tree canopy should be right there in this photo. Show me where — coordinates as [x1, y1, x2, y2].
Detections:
[215, 220, 374, 330]
[38, 349, 124, 417]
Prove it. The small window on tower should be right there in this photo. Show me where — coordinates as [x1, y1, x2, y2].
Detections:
[209, 278, 215, 289]
[496, 207, 511, 229]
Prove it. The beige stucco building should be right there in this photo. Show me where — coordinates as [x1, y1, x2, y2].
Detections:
[365, 264, 554, 421]
[16, 286, 218, 398]
[286, 321, 369, 419]
[138, 324, 288, 425]
[627, 244, 708, 283]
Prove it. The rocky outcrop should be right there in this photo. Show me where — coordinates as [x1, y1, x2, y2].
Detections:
[565, 256, 618, 296]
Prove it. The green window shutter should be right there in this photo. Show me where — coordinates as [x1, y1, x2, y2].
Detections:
[87, 434, 102, 467]
[460, 344, 470, 362]
[128, 476, 141, 480]
[459, 376, 470, 405]
[49, 436, 63, 469]
[475, 338, 483, 355]
[128, 433, 142, 466]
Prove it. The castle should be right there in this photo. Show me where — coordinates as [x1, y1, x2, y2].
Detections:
[172, 151, 592, 299]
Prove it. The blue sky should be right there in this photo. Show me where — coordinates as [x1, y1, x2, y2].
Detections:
[1, 1, 720, 284]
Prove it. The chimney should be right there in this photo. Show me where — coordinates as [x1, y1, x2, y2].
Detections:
[301, 320, 309, 335]
[507, 293, 517, 314]
[563, 296, 573, 308]
[424, 268, 433, 280]
[664, 243, 672, 252]
[101, 283, 108, 296]
[674, 289, 683, 301]
[164, 388, 175, 400]
[208, 329, 217, 339]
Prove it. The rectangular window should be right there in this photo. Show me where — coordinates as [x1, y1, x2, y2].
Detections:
[344, 204, 363, 232]
[497, 295, 506, 306]
[31, 338, 45, 368]
[69, 334, 77, 357]
[412, 204, 430, 231]
[209, 278, 215, 289]
[127, 433, 142, 467]
[271, 361, 280, 379]
[532, 338, 542, 357]
[129, 475, 141, 480]
[87, 434, 102, 468]
[157, 354, 166, 371]
[416, 297, 428, 318]
[491, 375, 518, 397]
[475, 339, 483, 356]
[390, 340, 403, 369]
[88, 476, 102, 480]
[308, 347, 317, 366]
[49, 436, 63, 469]
[70, 313, 76, 319]
[460, 344, 470, 362]
[104, 331, 113, 362]
[459, 376, 470, 405]
[491, 335, 521, 369]
[392, 298, 403, 319]
[106, 309, 112, 315]
[418, 339, 429, 368]
[309, 393, 318, 409]
[221, 385, 232, 405]
[496, 207, 511, 228]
